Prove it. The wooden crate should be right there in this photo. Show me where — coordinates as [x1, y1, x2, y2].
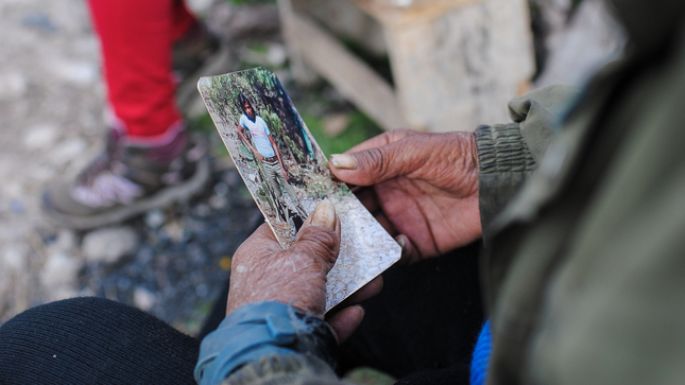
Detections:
[279, 0, 534, 132]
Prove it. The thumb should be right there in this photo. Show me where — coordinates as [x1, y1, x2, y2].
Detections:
[329, 140, 409, 186]
[290, 199, 341, 270]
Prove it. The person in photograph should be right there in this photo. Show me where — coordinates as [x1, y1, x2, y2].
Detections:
[236, 93, 306, 229]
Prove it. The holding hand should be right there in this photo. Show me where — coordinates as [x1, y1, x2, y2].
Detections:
[330, 130, 481, 262]
[226, 200, 380, 342]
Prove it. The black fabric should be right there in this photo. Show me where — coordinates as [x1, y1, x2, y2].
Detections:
[0, 244, 482, 385]
[198, 276, 230, 340]
[339, 241, 484, 385]
[0, 297, 199, 385]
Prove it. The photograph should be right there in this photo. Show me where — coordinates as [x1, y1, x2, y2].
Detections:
[198, 67, 400, 309]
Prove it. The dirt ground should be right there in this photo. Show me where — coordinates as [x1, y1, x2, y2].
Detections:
[0, 0, 270, 329]
[0, 0, 106, 322]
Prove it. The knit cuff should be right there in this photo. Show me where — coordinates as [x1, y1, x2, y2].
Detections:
[475, 123, 536, 175]
[475, 124, 536, 235]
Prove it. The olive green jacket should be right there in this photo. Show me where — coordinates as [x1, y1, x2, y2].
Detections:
[476, 0, 685, 383]
[219, 1, 685, 384]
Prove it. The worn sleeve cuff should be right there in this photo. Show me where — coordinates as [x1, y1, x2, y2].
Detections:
[475, 124, 537, 235]
[223, 354, 341, 385]
[196, 302, 337, 385]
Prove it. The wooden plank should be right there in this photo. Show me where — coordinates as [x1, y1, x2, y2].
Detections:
[286, 9, 409, 131]
[294, 0, 387, 56]
[277, 0, 318, 85]
[355, 0, 477, 25]
[369, 0, 535, 131]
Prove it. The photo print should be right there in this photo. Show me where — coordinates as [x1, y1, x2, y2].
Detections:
[197, 67, 401, 310]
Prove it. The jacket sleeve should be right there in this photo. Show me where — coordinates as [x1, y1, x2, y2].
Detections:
[196, 301, 352, 385]
[475, 85, 578, 231]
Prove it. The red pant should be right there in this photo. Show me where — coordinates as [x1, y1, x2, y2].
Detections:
[88, 0, 196, 138]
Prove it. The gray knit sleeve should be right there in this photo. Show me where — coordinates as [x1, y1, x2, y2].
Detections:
[474, 85, 578, 233]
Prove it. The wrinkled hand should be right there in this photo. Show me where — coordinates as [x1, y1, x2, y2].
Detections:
[226, 200, 381, 342]
[330, 130, 481, 262]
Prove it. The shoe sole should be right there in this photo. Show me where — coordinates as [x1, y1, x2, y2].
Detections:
[44, 156, 211, 230]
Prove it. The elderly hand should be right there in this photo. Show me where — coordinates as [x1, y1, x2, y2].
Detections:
[226, 200, 380, 342]
[329, 130, 481, 262]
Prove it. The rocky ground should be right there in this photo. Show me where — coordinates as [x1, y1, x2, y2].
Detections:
[1, 0, 106, 323]
[78, 170, 262, 333]
[0, 0, 274, 332]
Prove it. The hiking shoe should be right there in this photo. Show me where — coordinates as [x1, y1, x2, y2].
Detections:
[42, 127, 210, 230]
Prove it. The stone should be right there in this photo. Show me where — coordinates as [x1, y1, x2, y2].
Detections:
[133, 287, 156, 311]
[145, 210, 166, 229]
[193, 204, 211, 217]
[208, 194, 227, 210]
[117, 278, 132, 291]
[50, 60, 98, 86]
[9, 199, 25, 215]
[24, 124, 59, 150]
[51, 138, 88, 165]
[213, 181, 229, 196]
[3, 181, 23, 199]
[162, 220, 184, 242]
[82, 226, 138, 264]
[21, 12, 58, 33]
[1, 244, 28, 272]
[186, 0, 215, 16]
[41, 252, 80, 289]
[195, 284, 209, 298]
[0, 72, 27, 100]
[49, 287, 79, 302]
[53, 230, 77, 253]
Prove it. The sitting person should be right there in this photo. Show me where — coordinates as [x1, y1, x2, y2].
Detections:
[2, 0, 685, 384]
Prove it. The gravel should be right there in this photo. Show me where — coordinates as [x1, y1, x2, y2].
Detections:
[0, 0, 102, 323]
[0, 0, 264, 332]
[82, 226, 139, 264]
[78, 170, 261, 334]
[40, 252, 80, 299]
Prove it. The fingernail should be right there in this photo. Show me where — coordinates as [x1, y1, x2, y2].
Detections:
[354, 305, 365, 319]
[311, 199, 336, 230]
[396, 234, 409, 255]
[330, 154, 357, 169]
